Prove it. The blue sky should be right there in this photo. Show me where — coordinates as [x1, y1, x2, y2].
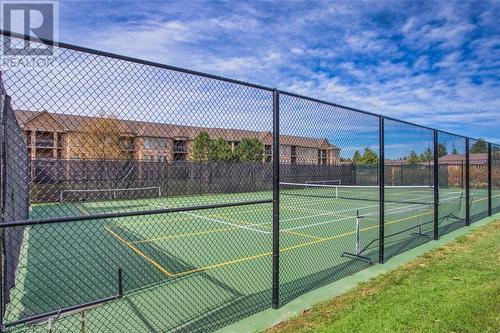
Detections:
[10, 0, 500, 154]
[53, 0, 499, 144]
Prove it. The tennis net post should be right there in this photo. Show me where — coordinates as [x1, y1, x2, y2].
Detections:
[341, 210, 374, 264]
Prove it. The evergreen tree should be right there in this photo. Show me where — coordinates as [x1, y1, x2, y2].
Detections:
[437, 143, 448, 158]
[470, 139, 488, 154]
[407, 150, 419, 165]
[419, 148, 432, 162]
[235, 138, 263, 162]
[360, 147, 378, 165]
[191, 132, 213, 162]
[212, 138, 234, 161]
[353, 150, 362, 164]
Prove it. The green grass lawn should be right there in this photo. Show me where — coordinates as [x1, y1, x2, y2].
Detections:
[266, 220, 500, 333]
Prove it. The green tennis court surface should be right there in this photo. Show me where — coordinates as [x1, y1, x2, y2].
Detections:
[4, 186, 495, 332]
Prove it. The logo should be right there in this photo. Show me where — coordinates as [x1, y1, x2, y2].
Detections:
[1, 1, 59, 69]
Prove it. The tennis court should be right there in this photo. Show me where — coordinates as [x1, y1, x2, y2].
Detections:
[1, 31, 498, 333]
[4, 183, 478, 331]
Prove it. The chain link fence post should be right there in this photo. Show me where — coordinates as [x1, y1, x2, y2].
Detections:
[272, 89, 280, 309]
[488, 142, 492, 216]
[433, 130, 439, 240]
[465, 138, 470, 226]
[378, 116, 385, 264]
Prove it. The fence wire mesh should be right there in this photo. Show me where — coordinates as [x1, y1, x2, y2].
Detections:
[493, 144, 500, 215]
[468, 139, 489, 222]
[0, 92, 30, 315]
[278, 93, 379, 304]
[0, 32, 498, 333]
[437, 132, 466, 236]
[383, 119, 434, 260]
[1, 33, 275, 333]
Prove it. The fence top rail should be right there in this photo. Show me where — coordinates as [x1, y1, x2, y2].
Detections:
[0, 199, 273, 228]
[437, 129, 470, 140]
[277, 90, 381, 119]
[382, 115, 435, 132]
[0, 29, 495, 146]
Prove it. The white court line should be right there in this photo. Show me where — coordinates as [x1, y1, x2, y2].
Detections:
[150, 205, 271, 235]
[280, 193, 466, 233]
[282, 215, 356, 232]
[282, 203, 379, 223]
[229, 190, 450, 228]
[182, 212, 271, 234]
[280, 190, 447, 224]
[149, 190, 466, 236]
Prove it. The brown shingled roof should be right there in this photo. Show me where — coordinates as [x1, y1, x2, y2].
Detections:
[15, 110, 338, 150]
[439, 153, 487, 164]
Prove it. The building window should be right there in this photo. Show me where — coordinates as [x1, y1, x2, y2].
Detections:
[144, 137, 167, 150]
[318, 149, 327, 165]
[35, 132, 54, 148]
[103, 136, 113, 145]
[173, 140, 187, 160]
[74, 137, 83, 147]
[119, 138, 133, 151]
[57, 133, 63, 148]
[36, 148, 53, 159]
[290, 146, 297, 164]
[174, 153, 186, 161]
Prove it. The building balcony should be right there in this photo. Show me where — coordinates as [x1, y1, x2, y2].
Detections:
[34, 138, 54, 147]
[120, 144, 135, 151]
[173, 146, 187, 153]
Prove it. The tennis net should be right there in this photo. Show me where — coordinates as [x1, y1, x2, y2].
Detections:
[280, 182, 434, 205]
[305, 179, 342, 185]
[341, 193, 464, 262]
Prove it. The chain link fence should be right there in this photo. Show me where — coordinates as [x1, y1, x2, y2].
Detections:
[0, 31, 498, 332]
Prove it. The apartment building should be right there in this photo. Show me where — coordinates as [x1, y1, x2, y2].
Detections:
[15, 110, 341, 165]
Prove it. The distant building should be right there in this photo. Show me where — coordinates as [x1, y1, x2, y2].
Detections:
[15, 110, 341, 165]
[384, 153, 488, 166]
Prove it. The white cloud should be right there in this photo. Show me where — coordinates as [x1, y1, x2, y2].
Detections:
[43, 1, 500, 143]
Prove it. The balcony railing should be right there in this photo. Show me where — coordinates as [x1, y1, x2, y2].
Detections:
[173, 146, 187, 153]
[34, 138, 54, 148]
[120, 143, 135, 151]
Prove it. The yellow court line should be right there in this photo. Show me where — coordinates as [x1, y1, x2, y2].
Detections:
[129, 226, 237, 244]
[281, 229, 327, 241]
[209, 213, 266, 227]
[115, 215, 189, 227]
[170, 205, 451, 277]
[105, 226, 175, 277]
[173, 224, 361, 277]
[75, 203, 90, 216]
[108, 192, 500, 278]
[127, 212, 322, 245]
